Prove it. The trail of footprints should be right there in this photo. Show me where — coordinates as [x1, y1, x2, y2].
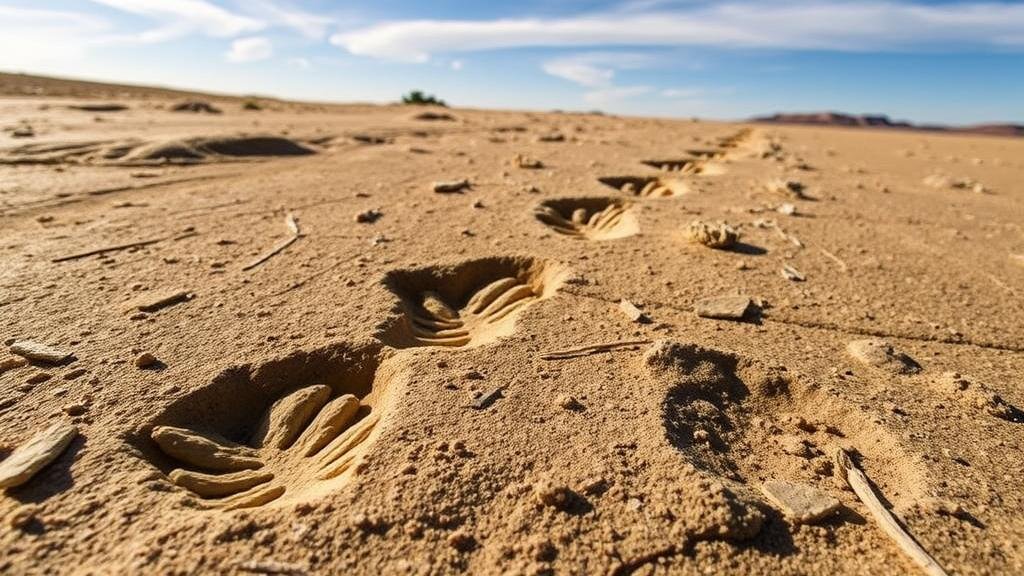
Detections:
[148, 346, 390, 509]
[383, 257, 567, 349]
[137, 128, 758, 511]
[533, 197, 638, 240]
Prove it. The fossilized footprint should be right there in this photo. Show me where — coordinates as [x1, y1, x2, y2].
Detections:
[598, 176, 690, 198]
[383, 257, 567, 348]
[533, 198, 638, 240]
[151, 385, 380, 510]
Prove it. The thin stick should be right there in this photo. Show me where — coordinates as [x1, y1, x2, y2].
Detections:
[51, 237, 164, 262]
[242, 213, 300, 271]
[540, 339, 652, 360]
[835, 449, 948, 576]
[820, 248, 849, 272]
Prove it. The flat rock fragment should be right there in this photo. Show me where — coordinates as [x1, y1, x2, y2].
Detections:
[0, 423, 78, 489]
[847, 339, 920, 374]
[761, 479, 840, 524]
[694, 295, 752, 320]
[618, 299, 651, 323]
[9, 341, 73, 364]
[432, 179, 470, 193]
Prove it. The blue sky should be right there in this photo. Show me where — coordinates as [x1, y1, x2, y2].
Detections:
[0, 1, 1021, 123]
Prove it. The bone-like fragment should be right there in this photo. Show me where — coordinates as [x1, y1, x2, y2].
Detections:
[316, 413, 379, 471]
[251, 385, 332, 450]
[479, 284, 534, 317]
[0, 422, 78, 489]
[466, 277, 519, 314]
[640, 180, 658, 196]
[420, 292, 457, 320]
[221, 484, 286, 510]
[152, 426, 262, 471]
[571, 208, 588, 225]
[297, 394, 362, 456]
[169, 468, 274, 498]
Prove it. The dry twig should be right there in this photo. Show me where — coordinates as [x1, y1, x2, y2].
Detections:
[242, 212, 300, 271]
[835, 449, 948, 576]
[540, 339, 652, 360]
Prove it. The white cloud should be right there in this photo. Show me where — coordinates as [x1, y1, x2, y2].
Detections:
[89, 0, 264, 38]
[543, 59, 614, 88]
[288, 57, 312, 69]
[226, 36, 273, 62]
[584, 85, 653, 105]
[240, 0, 334, 40]
[450, 59, 464, 71]
[0, 6, 111, 68]
[332, 1, 1024, 61]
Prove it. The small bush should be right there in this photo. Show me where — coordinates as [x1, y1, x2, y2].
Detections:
[402, 90, 446, 107]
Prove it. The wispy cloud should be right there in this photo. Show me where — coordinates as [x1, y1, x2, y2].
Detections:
[333, 1, 1024, 61]
[89, 0, 264, 38]
[226, 36, 273, 62]
[240, 0, 334, 40]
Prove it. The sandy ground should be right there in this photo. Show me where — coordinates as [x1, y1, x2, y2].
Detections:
[1, 75, 1023, 575]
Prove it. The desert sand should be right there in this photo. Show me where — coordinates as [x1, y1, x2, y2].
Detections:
[1, 72, 1022, 575]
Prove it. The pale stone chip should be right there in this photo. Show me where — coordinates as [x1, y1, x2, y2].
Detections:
[432, 179, 470, 193]
[694, 295, 752, 320]
[0, 423, 78, 489]
[618, 299, 650, 323]
[847, 338, 920, 374]
[761, 479, 840, 524]
[9, 341, 73, 364]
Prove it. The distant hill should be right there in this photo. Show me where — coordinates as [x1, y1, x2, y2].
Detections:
[753, 112, 1023, 138]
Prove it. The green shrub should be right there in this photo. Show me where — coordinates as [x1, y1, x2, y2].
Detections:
[401, 90, 446, 106]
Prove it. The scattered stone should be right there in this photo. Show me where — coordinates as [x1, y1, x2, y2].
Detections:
[432, 179, 471, 194]
[777, 203, 797, 215]
[686, 220, 738, 249]
[846, 339, 921, 375]
[514, 153, 544, 169]
[0, 422, 78, 489]
[9, 341, 73, 364]
[534, 479, 573, 510]
[135, 352, 159, 368]
[618, 299, 650, 323]
[780, 264, 805, 282]
[354, 209, 382, 224]
[12, 125, 35, 138]
[7, 505, 39, 530]
[536, 132, 565, 142]
[766, 178, 808, 199]
[0, 357, 28, 373]
[557, 395, 583, 411]
[26, 372, 52, 385]
[62, 403, 87, 416]
[694, 295, 753, 320]
[130, 290, 192, 313]
[761, 479, 841, 524]
[923, 173, 988, 193]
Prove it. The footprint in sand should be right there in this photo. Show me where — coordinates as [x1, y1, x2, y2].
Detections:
[381, 256, 568, 348]
[598, 175, 690, 198]
[533, 197, 638, 240]
[644, 340, 929, 525]
[142, 344, 398, 510]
